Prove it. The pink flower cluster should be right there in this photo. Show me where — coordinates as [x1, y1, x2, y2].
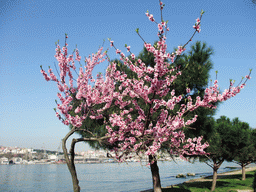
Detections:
[193, 18, 201, 33]
[41, 42, 116, 128]
[145, 12, 155, 22]
[176, 46, 186, 56]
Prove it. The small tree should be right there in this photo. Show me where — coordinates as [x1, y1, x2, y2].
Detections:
[197, 117, 227, 192]
[233, 123, 255, 180]
[41, 39, 118, 191]
[200, 116, 253, 191]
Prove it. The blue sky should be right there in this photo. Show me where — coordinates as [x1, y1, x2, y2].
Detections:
[1, 0, 255, 152]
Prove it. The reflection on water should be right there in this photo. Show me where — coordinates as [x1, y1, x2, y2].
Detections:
[0, 161, 240, 192]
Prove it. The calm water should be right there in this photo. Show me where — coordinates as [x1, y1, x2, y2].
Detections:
[0, 161, 241, 192]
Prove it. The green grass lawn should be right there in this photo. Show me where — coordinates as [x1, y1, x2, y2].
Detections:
[160, 171, 255, 192]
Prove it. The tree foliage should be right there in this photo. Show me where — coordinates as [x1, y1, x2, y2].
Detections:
[200, 116, 253, 190]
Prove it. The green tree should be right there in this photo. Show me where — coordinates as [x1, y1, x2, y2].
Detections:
[233, 123, 255, 180]
[201, 116, 251, 191]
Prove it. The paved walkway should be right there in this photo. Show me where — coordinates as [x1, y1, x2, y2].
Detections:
[236, 190, 253, 192]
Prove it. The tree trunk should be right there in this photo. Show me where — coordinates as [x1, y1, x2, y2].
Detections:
[66, 155, 80, 192]
[211, 167, 218, 192]
[149, 155, 162, 192]
[242, 163, 246, 180]
[62, 138, 80, 192]
[211, 160, 223, 192]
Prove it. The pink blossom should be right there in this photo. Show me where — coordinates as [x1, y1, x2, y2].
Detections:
[40, 69, 51, 81]
[158, 23, 163, 32]
[75, 106, 81, 114]
[245, 75, 251, 79]
[116, 49, 121, 54]
[176, 46, 186, 55]
[193, 23, 201, 33]
[131, 53, 135, 60]
[146, 13, 155, 22]
[110, 41, 114, 47]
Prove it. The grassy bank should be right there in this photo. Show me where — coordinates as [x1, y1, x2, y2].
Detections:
[163, 170, 255, 192]
[142, 166, 256, 192]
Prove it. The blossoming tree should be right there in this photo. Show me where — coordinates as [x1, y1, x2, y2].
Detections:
[41, 37, 118, 191]
[41, 1, 251, 192]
